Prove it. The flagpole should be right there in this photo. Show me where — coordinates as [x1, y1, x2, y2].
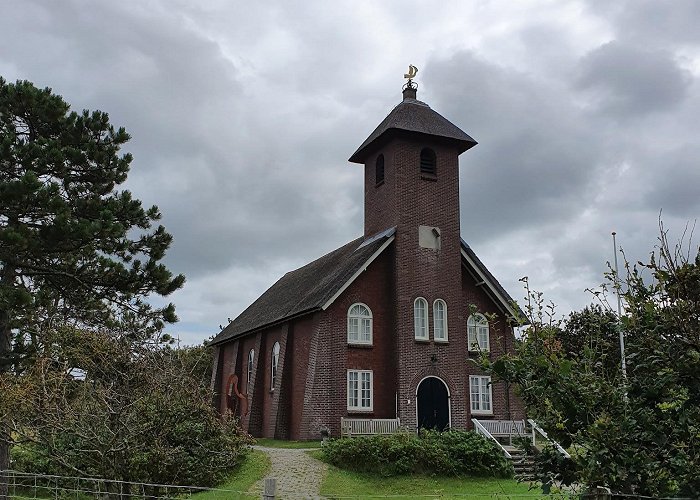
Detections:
[612, 231, 628, 385]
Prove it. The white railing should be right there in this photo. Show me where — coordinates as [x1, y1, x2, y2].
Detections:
[528, 419, 570, 458]
[340, 417, 401, 437]
[472, 419, 512, 458]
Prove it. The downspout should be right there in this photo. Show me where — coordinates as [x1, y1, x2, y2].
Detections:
[504, 320, 511, 420]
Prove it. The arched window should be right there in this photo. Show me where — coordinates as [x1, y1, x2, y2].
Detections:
[247, 349, 255, 394]
[467, 314, 490, 351]
[271, 342, 280, 390]
[414, 297, 428, 340]
[348, 303, 373, 345]
[420, 148, 436, 176]
[375, 154, 385, 185]
[433, 299, 448, 342]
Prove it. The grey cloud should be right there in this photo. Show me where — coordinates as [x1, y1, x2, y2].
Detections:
[425, 52, 603, 243]
[3, 0, 700, 344]
[585, 0, 700, 46]
[641, 145, 700, 216]
[575, 41, 691, 118]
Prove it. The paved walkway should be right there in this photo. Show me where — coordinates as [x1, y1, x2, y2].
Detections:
[251, 446, 328, 499]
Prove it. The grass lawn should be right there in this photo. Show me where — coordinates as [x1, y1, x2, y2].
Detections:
[311, 451, 545, 499]
[255, 437, 322, 449]
[192, 449, 270, 499]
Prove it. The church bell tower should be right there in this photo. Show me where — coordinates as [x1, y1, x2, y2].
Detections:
[348, 69, 479, 429]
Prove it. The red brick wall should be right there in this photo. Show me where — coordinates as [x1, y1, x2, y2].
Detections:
[461, 269, 526, 421]
[380, 138, 466, 429]
[240, 334, 261, 433]
[258, 325, 286, 438]
[287, 315, 316, 440]
[299, 247, 396, 439]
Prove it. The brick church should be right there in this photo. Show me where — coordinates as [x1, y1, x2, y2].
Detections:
[210, 78, 525, 440]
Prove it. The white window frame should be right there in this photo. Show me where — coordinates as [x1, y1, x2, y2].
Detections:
[467, 314, 490, 351]
[247, 349, 255, 394]
[270, 342, 280, 391]
[347, 303, 373, 345]
[414, 297, 429, 340]
[469, 375, 493, 415]
[347, 369, 373, 411]
[433, 299, 448, 342]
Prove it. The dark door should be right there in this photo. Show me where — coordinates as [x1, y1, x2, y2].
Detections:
[417, 377, 449, 430]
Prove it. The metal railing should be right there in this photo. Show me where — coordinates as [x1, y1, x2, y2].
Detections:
[528, 418, 571, 458]
[0, 469, 255, 499]
[471, 418, 513, 459]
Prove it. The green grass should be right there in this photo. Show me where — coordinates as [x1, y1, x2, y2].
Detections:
[313, 450, 545, 499]
[255, 437, 322, 449]
[192, 449, 271, 499]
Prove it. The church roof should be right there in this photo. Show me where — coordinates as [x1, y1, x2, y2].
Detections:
[211, 228, 396, 345]
[211, 227, 524, 345]
[349, 95, 477, 163]
[460, 240, 524, 321]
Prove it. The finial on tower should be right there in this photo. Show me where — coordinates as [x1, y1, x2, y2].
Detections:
[402, 64, 418, 100]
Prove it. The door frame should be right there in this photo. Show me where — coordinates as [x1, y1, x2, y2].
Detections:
[415, 375, 452, 430]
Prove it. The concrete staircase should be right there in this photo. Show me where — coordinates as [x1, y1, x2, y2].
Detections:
[505, 445, 536, 481]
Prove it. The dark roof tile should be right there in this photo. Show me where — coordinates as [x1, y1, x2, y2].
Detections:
[211, 230, 394, 344]
[349, 98, 477, 163]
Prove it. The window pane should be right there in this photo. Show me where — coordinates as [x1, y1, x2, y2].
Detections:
[361, 372, 371, 408]
[479, 326, 488, 348]
[361, 318, 371, 341]
[470, 378, 479, 411]
[348, 372, 358, 407]
[349, 317, 359, 340]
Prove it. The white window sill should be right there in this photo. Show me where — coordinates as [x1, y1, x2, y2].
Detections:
[347, 341, 373, 347]
[347, 408, 374, 413]
[434, 338, 449, 343]
[471, 410, 493, 416]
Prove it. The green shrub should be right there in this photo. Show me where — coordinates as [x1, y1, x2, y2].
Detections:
[321, 429, 512, 478]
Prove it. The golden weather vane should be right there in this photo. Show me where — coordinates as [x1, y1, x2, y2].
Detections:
[404, 64, 418, 90]
[404, 64, 418, 80]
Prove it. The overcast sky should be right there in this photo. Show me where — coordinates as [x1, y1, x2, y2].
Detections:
[2, 1, 699, 344]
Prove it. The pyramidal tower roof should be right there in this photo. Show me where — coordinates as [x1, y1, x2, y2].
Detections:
[349, 85, 477, 163]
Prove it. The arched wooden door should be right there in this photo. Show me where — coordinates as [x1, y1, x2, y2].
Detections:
[416, 376, 450, 430]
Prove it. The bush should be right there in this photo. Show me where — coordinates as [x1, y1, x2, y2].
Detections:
[321, 430, 512, 478]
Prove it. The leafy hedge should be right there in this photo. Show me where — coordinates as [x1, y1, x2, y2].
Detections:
[321, 430, 513, 477]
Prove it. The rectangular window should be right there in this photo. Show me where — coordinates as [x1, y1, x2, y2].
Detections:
[350, 317, 372, 343]
[468, 324, 490, 351]
[347, 370, 373, 411]
[469, 375, 492, 414]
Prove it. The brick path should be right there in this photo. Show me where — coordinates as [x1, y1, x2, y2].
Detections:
[251, 446, 328, 499]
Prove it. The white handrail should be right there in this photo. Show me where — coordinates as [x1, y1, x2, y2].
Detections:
[527, 419, 570, 458]
[472, 418, 512, 459]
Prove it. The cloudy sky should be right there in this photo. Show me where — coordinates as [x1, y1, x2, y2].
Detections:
[2, 1, 699, 343]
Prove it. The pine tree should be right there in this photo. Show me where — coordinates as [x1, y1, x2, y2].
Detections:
[0, 78, 185, 497]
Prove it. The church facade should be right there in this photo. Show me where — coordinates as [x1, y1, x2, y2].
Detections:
[210, 83, 525, 440]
